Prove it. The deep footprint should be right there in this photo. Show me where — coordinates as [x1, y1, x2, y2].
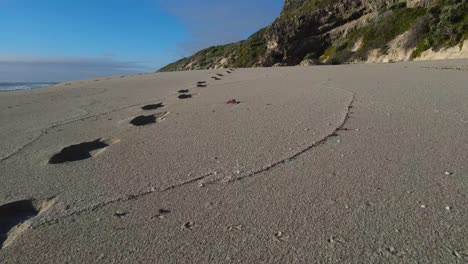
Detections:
[211, 77, 221, 80]
[216, 74, 224, 77]
[142, 103, 164, 110]
[130, 115, 157, 126]
[178, 89, 189, 93]
[49, 139, 109, 164]
[178, 94, 192, 99]
[197, 84, 207, 88]
[0, 198, 54, 249]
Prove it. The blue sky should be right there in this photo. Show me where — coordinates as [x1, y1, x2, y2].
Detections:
[0, 0, 283, 81]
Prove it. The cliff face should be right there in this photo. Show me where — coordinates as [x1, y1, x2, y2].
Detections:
[159, 0, 468, 71]
[263, 0, 372, 66]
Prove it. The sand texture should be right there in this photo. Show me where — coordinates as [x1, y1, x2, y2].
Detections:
[1, 60, 468, 263]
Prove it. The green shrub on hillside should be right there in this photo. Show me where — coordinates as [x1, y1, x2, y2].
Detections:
[412, 0, 468, 58]
[322, 7, 427, 63]
[232, 28, 267, 67]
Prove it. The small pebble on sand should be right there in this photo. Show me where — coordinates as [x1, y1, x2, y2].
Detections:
[114, 210, 127, 217]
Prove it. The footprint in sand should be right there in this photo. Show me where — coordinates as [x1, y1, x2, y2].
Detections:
[211, 77, 221, 80]
[130, 112, 168, 126]
[0, 197, 56, 249]
[131, 115, 157, 126]
[49, 138, 120, 164]
[196, 81, 207, 87]
[151, 209, 171, 219]
[178, 89, 189, 94]
[216, 74, 224, 77]
[178, 94, 192, 99]
[141, 103, 164, 110]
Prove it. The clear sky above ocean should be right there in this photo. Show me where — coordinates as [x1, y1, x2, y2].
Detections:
[0, 0, 283, 81]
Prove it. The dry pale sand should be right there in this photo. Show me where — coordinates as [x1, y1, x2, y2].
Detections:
[0, 60, 467, 263]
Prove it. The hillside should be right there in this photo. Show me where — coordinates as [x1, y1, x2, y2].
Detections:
[159, 0, 468, 71]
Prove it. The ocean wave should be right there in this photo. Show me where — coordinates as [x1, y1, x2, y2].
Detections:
[0, 82, 59, 91]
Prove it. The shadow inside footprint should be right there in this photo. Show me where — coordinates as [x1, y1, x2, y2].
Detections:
[130, 115, 157, 126]
[197, 81, 206, 84]
[211, 77, 221, 80]
[49, 139, 109, 164]
[0, 200, 38, 248]
[178, 89, 189, 93]
[0, 198, 55, 249]
[178, 94, 192, 99]
[216, 74, 224, 77]
[142, 103, 164, 110]
[197, 84, 207, 88]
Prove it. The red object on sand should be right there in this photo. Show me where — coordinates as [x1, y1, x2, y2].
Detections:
[226, 99, 239, 105]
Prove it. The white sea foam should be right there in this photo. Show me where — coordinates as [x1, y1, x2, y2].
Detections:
[0, 82, 58, 91]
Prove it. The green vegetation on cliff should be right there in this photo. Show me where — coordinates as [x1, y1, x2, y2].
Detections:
[231, 28, 267, 67]
[320, 0, 467, 63]
[158, 29, 266, 72]
[321, 6, 427, 63]
[412, 0, 468, 58]
[158, 43, 237, 72]
[159, 0, 468, 72]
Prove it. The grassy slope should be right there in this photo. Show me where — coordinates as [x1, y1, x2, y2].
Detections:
[158, 29, 266, 72]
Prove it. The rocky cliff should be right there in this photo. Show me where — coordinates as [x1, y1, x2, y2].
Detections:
[159, 0, 468, 71]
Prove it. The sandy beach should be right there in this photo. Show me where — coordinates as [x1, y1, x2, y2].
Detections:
[1, 60, 468, 263]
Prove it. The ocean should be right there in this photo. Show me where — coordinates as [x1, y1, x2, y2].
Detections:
[0, 82, 59, 92]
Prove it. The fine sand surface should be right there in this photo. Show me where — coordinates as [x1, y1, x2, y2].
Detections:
[0, 60, 467, 263]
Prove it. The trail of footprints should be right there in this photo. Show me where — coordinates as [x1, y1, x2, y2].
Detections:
[48, 68, 235, 164]
[0, 69, 237, 248]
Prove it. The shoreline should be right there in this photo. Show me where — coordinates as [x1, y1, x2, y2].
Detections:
[0, 82, 60, 92]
